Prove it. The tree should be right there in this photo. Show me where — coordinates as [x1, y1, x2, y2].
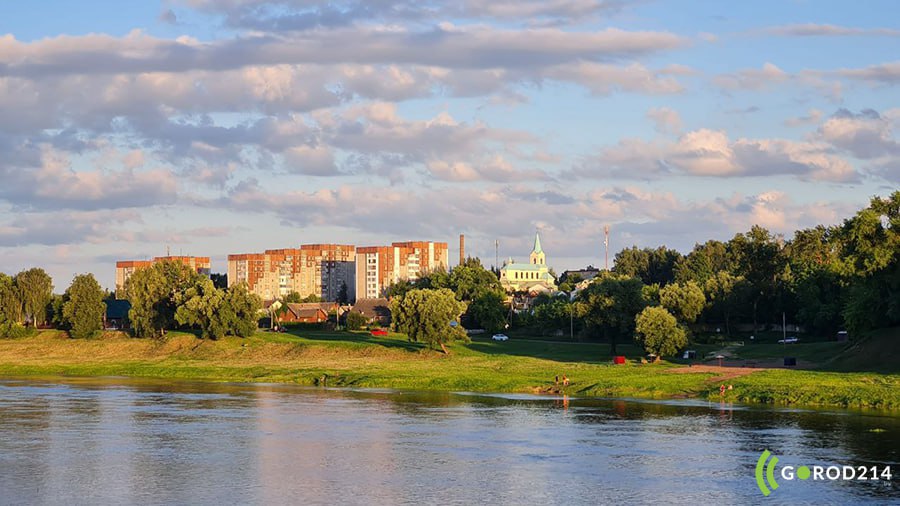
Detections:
[15, 268, 53, 327]
[210, 273, 228, 290]
[175, 278, 261, 339]
[175, 277, 227, 339]
[674, 240, 729, 284]
[62, 274, 106, 339]
[468, 291, 506, 333]
[533, 297, 577, 336]
[390, 288, 468, 354]
[613, 246, 682, 286]
[415, 266, 450, 290]
[283, 291, 304, 303]
[449, 258, 504, 301]
[704, 271, 745, 334]
[634, 306, 687, 358]
[222, 282, 262, 338]
[727, 226, 788, 330]
[577, 274, 647, 355]
[0, 273, 22, 325]
[660, 281, 706, 324]
[126, 260, 201, 338]
[385, 279, 414, 299]
[337, 282, 350, 305]
[345, 311, 368, 331]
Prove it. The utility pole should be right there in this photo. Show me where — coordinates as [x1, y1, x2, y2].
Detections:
[604, 225, 610, 271]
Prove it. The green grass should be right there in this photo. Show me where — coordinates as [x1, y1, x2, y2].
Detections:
[0, 329, 897, 410]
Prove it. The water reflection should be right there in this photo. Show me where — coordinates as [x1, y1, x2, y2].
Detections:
[0, 378, 896, 505]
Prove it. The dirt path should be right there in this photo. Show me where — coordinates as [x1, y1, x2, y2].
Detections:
[666, 364, 766, 383]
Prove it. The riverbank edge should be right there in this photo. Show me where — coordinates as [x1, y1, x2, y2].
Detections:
[0, 362, 896, 412]
[0, 331, 897, 411]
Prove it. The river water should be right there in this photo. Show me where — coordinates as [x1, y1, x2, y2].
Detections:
[0, 378, 896, 505]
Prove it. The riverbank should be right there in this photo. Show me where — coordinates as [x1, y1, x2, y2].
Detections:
[0, 330, 897, 409]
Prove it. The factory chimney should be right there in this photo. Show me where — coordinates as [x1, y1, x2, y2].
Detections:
[459, 234, 465, 266]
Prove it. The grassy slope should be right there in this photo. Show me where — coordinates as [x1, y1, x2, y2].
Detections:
[0, 329, 897, 409]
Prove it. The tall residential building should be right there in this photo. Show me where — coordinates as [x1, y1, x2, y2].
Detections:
[228, 244, 356, 302]
[115, 256, 211, 297]
[356, 241, 449, 299]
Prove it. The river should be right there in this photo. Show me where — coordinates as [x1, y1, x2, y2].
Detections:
[0, 378, 896, 505]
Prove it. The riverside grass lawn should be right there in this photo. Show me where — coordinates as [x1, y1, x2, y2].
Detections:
[0, 328, 897, 410]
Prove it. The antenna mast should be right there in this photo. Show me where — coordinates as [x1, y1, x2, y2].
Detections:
[604, 225, 610, 271]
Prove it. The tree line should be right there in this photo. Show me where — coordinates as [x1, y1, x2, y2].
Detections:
[0, 260, 262, 341]
[387, 192, 898, 358]
[0, 268, 106, 339]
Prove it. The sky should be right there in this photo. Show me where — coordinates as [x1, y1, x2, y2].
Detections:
[0, 0, 898, 291]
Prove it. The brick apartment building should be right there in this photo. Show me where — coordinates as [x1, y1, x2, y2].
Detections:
[115, 256, 211, 297]
[356, 241, 449, 299]
[228, 244, 356, 302]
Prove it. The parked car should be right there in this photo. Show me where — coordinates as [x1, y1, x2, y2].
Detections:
[492, 334, 509, 341]
[370, 329, 388, 336]
[777, 336, 799, 344]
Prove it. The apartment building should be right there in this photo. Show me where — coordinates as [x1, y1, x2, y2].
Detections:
[228, 244, 356, 302]
[356, 241, 449, 299]
[115, 256, 211, 297]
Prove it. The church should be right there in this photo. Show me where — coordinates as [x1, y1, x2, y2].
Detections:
[499, 232, 557, 293]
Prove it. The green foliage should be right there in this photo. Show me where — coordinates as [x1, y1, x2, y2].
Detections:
[337, 282, 350, 305]
[15, 268, 53, 327]
[224, 283, 263, 338]
[345, 311, 368, 331]
[674, 240, 729, 284]
[283, 291, 304, 303]
[577, 274, 647, 354]
[0, 273, 23, 324]
[210, 273, 228, 290]
[468, 291, 506, 333]
[533, 297, 576, 336]
[0, 322, 35, 339]
[659, 281, 706, 324]
[126, 260, 201, 338]
[62, 274, 106, 339]
[634, 306, 687, 357]
[613, 246, 682, 286]
[175, 279, 262, 339]
[391, 288, 469, 352]
[415, 266, 451, 290]
[385, 279, 414, 299]
[703, 271, 746, 334]
[449, 258, 503, 301]
[175, 277, 227, 339]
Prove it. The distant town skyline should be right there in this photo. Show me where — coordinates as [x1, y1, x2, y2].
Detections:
[1, 1, 897, 290]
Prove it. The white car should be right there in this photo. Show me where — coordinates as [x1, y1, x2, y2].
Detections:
[777, 336, 799, 344]
[492, 334, 509, 341]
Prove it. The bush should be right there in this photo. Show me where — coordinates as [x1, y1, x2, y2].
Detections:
[0, 322, 36, 339]
[345, 311, 368, 331]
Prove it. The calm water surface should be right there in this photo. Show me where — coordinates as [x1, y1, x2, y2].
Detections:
[0, 378, 897, 505]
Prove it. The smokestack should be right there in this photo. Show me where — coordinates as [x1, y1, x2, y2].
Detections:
[459, 234, 465, 266]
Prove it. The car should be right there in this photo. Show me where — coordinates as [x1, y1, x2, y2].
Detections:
[370, 329, 388, 336]
[491, 334, 509, 341]
[777, 336, 799, 344]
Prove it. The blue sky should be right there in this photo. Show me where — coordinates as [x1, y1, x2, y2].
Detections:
[0, 0, 898, 290]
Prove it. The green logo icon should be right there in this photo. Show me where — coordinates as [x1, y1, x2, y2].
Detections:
[756, 450, 780, 496]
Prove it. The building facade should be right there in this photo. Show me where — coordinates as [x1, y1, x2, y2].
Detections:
[499, 233, 557, 293]
[228, 244, 356, 302]
[355, 241, 449, 299]
[115, 256, 211, 297]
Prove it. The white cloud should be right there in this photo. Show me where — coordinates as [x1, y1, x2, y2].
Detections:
[571, 128, 859, 182]
[646, 107, 683, 134]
